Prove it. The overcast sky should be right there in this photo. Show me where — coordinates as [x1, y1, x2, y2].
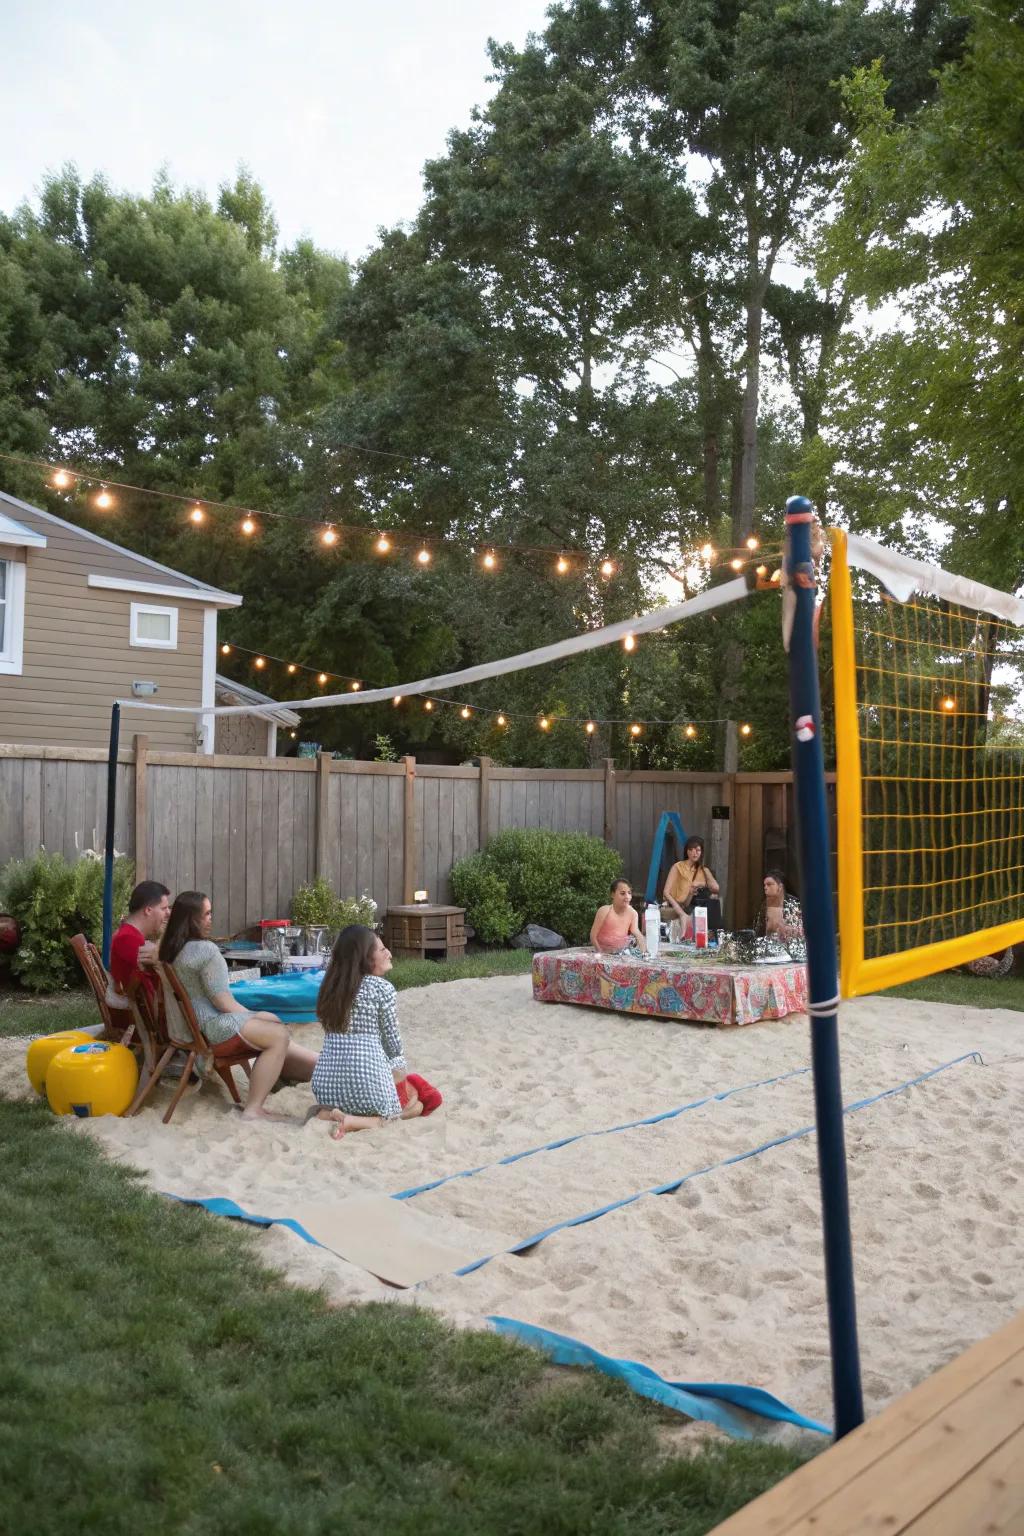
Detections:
[3, 0, 553, 261]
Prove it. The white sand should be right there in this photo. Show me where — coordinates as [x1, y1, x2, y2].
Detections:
[4, 976, 1023, 1441]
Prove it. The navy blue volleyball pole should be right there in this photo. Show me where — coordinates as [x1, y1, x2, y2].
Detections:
[102, 701, 121, 967]
[784, 495, 864, 1439]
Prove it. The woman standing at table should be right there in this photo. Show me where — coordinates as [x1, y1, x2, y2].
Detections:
[663, 835, 721, 939]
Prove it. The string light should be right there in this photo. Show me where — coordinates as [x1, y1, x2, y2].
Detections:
[241, 517, 256, 536]
[318, 672, 328, 685]
[556, 555, 569, 574]
[701, 543, 715, 560]
[350, 681, 361, 692]
[629, 723, 642, 737]
[424, 699, 434, 711]
[740, 723, 752, 737]
[254, 657, 266, 670]
[599, 559, 615, 578]
[539, 716, 550, 730]
[941, 697, 956, 712]
[770, 569, 782, 584]
[685, 724, 698, 739]
[220, 643, 231, 655]
[287, 663, 297, 674]
[51, 468, 73, 489]
[729, 558, 743, 571]
[482, 551, 497, 570]
[189, 504, 205, 525]
[746, 536, 759, 550]
[460, 706, 471, 719]
[321, 526, 339, 546]
[756, 564, 768, 577]
[394, 695, 403, 706]
[289, 730, 297, 739]
[416, 548, 431, 566]
[623, 632, 636, 652]
[375, 534, 391, 554]
[496, 713, 507, 727]
[95, 488, 114, 510]
[585, 721, 596, 735]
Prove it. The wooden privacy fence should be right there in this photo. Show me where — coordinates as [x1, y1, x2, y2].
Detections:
[0, 741, 835, 935]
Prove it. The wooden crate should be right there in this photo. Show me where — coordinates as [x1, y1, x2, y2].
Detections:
[383, 905, 466, 960]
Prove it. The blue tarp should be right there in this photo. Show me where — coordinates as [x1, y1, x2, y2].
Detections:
[229, 969, 324, 1023]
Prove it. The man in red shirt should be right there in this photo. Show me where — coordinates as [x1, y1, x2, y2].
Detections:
[108, 881, 171, 1014]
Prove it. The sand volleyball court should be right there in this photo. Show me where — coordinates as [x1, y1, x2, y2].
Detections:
[4, 974, 1023, 1440]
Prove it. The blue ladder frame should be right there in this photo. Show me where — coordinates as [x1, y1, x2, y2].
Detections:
[644, 811, 688, 903]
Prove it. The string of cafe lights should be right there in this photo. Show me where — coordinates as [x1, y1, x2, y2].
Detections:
[0, 450, 781, 583]
[218, 638, 756, 741]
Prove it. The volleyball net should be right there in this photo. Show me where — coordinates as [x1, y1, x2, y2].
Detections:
[830, 529, 1024, 996]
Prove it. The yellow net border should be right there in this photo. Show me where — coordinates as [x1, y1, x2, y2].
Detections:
[830, 528, 1024, 996]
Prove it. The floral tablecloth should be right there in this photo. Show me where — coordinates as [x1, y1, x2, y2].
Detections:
[531, 947, 807, 1028]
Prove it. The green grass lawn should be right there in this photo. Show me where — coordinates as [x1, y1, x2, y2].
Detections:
[881, 970, 1024, 1011]
[0, 1099, 803, 1536]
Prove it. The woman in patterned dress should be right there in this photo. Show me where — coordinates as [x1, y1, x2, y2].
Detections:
[754, 870, 804, 943]
[312, 925, 439, 1140]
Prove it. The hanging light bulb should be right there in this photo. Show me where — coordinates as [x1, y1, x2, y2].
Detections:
[394, 695, 403, 706]
[241, 517, 256, 536]
[585, 721, 596, 735]
[756, 564, 768, 577]
[700, 543, 715, 560]
[740, 722, 752, 737]
[289, 730, 297, 739]
[95, 488, 114, 510]
[189, 504, 205, 525]
[220, 643, 231, 656]
[623, 632, 636, 653]
[941, 696, 956, 712]
[482, 551, 497, 570]
[599, 559, 615, 578]
[375, 534, 391, 554]
[350, 681, 361, 692]
[318, 672, 328, 685]
[496, 713, 507, 727]
[685, 724, 698, 739]
[254, 657, 266, 670]
[629, 723, 642, 737]
[321, 526, 339, 546]
[287, 663, 297, 675]
[424, 699, 434, 711]
[555, 555, 569, 575]
[416, 548, 431, 565]
[460, 706, 471, 719]
[539, 716, 550, 730]
[746, 536, 759, 551]
[51, 468, 73, 489]
[729, 557, 743, 571]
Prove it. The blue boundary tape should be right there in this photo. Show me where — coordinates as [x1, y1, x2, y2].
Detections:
[391, 1065, 813, 1201]
[487, 1317, 831, 1439]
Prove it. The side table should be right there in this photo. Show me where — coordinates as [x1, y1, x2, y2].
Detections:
[383, 905, 466, 960]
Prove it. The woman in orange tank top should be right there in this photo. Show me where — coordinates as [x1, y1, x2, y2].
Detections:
[590, 878, 647, 954]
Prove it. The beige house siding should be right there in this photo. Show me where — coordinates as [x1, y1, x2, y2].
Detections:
[0, 501, 220, 751]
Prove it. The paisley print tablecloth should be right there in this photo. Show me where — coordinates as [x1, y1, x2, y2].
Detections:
[531, 948, 807, 1027]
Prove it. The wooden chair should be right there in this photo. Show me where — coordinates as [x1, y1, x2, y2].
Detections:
[137, 960, 255, 1125]
[68, 933, 135, 1047]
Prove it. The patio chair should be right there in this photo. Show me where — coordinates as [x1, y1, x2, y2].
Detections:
[68, 933, 135, 1047]
[142, 960, 255, 1125]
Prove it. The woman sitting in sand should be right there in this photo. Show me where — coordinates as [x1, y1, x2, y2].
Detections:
[754, 870, 804, 942]
[313, 925, 442, 1140]
[159, 891, 319, 1120]
[663, 835, 721, 939]
[590, 878, 647, 954]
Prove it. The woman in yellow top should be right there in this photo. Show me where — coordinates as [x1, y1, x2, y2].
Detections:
[663, 835, 721, 939]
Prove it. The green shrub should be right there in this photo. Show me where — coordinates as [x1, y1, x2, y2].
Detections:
[291, 876, 377, 931]
[449, 858, 517, 944]
[452, 828, 622, 945]
[0, 850, 135, 991]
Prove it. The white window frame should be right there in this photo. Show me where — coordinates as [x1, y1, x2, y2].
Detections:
[0, 556, 27, 676]
[130, 602, 179, 650]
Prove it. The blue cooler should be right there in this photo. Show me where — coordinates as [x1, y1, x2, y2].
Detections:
[229, 970, 323, 1023]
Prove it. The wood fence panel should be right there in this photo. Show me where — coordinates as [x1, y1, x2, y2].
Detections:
[417, 774, 438, 903]
[194, 763, 215, 900]
[261, 771, 280, 921]
[276, 769, 296, 916]
[388, 775, 405, 907]
[435, 777, 455, 904]
[0, 758, 23, 865]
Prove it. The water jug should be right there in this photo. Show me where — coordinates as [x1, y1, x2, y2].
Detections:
[645, 903, 660, 958]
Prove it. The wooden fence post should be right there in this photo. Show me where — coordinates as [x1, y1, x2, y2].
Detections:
[315, 751, 333, 878]
[478, 755, 492, 850]
[402, 755, 417, 903]
[714, 771, 735, 928]
[133, 734, 149, 882]
[603, 757, 617, 847]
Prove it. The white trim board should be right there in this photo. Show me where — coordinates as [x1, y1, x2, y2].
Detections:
[88, 574, 242, 607]
[0, 509, 46, 549]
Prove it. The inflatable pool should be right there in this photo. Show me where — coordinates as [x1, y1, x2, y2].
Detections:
[229, 970, 324, 1024]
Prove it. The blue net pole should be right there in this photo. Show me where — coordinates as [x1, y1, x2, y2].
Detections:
[784, 495, 864, 1438]
[102, 701, 121, 967]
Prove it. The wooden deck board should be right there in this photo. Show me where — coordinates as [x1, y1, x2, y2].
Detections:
[710, 1310, 1024, 1535]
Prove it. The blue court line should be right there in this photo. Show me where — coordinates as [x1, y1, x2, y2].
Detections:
[390, 1065, 813, 1201]
[487, 1317, 831, 1439]
[450, 1052, 983, 1276]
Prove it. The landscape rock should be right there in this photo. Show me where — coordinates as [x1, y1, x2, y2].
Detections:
[510, 924, 564, 951]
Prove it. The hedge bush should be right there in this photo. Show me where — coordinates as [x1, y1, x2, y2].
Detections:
[0, 850, 135, 991]
[451, 828, 622, 946]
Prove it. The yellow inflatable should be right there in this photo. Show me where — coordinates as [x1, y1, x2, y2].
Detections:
[46, 1041, 139, 1118]
[26, 1030, 95, 1095]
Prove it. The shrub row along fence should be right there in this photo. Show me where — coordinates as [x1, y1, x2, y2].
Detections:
[0, 741, 835, 935]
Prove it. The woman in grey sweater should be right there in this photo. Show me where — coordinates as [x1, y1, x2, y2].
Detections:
[159, 891, 318, 1119]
